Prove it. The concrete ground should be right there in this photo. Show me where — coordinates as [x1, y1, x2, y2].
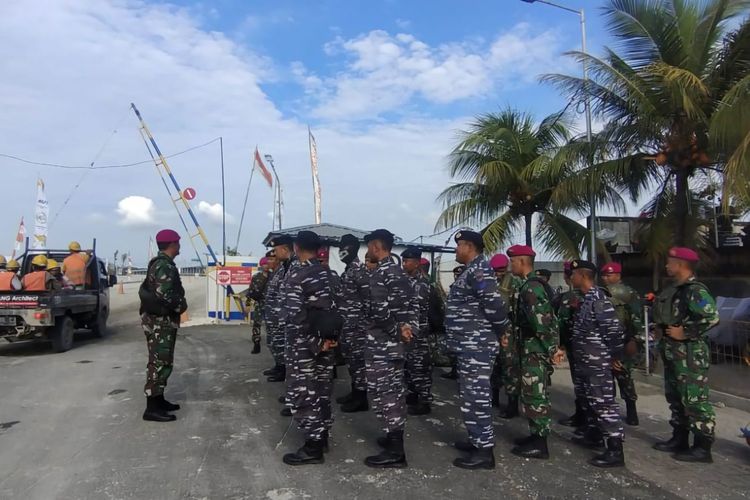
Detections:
[0, 280, 748, 500]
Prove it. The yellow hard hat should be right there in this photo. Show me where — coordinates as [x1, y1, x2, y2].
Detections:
[31, 255, 48, 268]
[69, 241, 81, 252]
[6, 259, 19, 271]
[0, 256, 6, 266]
[47, 259, 60, 271]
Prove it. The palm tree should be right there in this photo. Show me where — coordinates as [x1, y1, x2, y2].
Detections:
[543, 0, 750, 248]
[435, 108, 623, 258]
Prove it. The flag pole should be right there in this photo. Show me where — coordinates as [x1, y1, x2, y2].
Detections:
[308, 126, 322, 224]
[235, 147, 257, 251]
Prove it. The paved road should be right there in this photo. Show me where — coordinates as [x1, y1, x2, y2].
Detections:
[0, 281, 748, 500]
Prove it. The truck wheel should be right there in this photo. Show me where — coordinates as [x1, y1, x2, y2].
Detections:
[51, 316, 75, 353]
[91, 310, 108, 338]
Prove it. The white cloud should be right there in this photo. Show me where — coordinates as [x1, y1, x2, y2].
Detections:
[395, 18, 412, 30]
[197, 201, 234, 224]
[116, 196, 158, 227]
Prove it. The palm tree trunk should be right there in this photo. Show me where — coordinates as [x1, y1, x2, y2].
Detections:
[525, 214, 533, 246]
[674, 169, 689, 246]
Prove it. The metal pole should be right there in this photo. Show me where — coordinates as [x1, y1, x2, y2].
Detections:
[220, 137, 226, 265]
[266, 156, 283, 230]
[581, 9, 596, 264]
[643, 304, 650, 375]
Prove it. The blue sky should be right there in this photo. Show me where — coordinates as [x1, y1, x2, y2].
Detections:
[0, 0, 626, 264]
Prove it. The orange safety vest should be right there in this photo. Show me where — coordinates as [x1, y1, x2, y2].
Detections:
[63, 252, 87, 286]
[22, 271, 49, 291]
[0, 272, 17, 291]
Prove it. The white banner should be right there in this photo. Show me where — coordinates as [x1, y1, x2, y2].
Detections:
[12, 217, 26, 259]
[32, 179, 48, 249]
[308, 127, 322, 224]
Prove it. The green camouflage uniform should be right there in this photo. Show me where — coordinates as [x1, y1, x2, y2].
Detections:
[516, 274, 559, 437]
[606, 282, 643, 402]
[244, 270, 270, 345]
[493, 273, 523, 397]
[653, 277, 719, 440]
[140, 252, 187, 397]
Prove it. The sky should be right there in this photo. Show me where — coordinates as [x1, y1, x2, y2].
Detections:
[1, 0, 619, 266]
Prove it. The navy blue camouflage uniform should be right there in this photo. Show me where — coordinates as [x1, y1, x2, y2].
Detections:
[446, 255, 509, 448]
[338, 260, 370, 392]
[405, 273, 433, 403]
[263, 264, 288, 366]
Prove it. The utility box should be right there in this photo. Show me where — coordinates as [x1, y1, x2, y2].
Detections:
[206, 255, 258, 322]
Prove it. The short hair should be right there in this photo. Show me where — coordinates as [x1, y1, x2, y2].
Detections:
[580, 268, 596, 281]
[157, 242, 171, 251]
[369, 238, 392, 252]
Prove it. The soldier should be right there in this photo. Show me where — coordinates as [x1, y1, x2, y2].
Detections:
[439, 265, 466, 381]
[336, 234, 371, 413]
[652, 247, 719, 463]
[263, 236, 294, 382]
[448, 232, 509, 470]
[506, 245, 563, 459]
[281, 231, 341, 466]
[556, 262, 587, 429]
[363, 229, 416, 468]
[401, 246, 433, 416]
[419, 257, 431, 277]
[569, 260, 626, 467]
[243, 252, 275, 354]
[600, 262, 643, 426]
[138, 229, 187, 422]
[489, 253, 521, 418]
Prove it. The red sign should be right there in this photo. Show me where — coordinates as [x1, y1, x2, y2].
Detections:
[183, 187, 196, 200]
[216, 267, 253, 286]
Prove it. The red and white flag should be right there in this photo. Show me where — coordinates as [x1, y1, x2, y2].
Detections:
[11, 217, 25, 259]
[254, 148, 273, 188]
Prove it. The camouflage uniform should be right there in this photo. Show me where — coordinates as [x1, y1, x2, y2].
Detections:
[515, 275, 559, 437]
[365, 257, 416, 433]
[140, 252, 187, 397]
[573, 287, 625, 440]
[337, 260, 370, 391]
[653, 277, 719, 440]
[405, 273, 433, 403]
[282, 258, 335, 441]
[492, 273, 522, 397]
[446, 256, 509, 448]
[556, 289, 586, 412]
[244, 269, 270, 346]
[264, 261, 292, 366]
[606, 282, 643, 402]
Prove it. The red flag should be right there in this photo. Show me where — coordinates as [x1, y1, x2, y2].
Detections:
[11, 217, 25, 259]
[254, 148, 273, 188]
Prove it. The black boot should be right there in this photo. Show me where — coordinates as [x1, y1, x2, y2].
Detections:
[499, 395, 519, 419]
[407, 402, 431, 416]
[653, 427, 690, 453]
[440, 366, 458, 380]
[332, 365, 338, 379]
[155, 394, 181, 411]
[511, 435, 549, 459]
[336, 382, 356, 404]
[590, 437, 625, 468]
[283, 439, 325, 466]
[513, 435, 536, 446]
[251, 341, 261, 354]
[278, 395, 286, 404]
[453, 446, 495, 470]
[453, 439, 476, 452]
[673, 434, 713, 463]
[267, 365, 286, 382]
[365, 430, 407, 468]
[341, 389, 369, 413]
[263, 364, 281, 376]
[492, 387, 500, 408]
[142, 396, 176, 422]
[559, 401, 586, 427]
[405, 392, 419, 406]
[280, 407, 292, 417]
[572, 427, 605, 449]
[625, 400, 639, 426]
[322, 430, 330, 453]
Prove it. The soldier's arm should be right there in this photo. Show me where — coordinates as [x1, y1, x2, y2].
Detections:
[596, 299, 625, 359]
[369, 270, 395, 330]
[285, 269, 305, 339]
[626, 290, 644, 341]
[467, 269, 508, 335]
[684, 286, 719, 339]
[153, 261, 183, 312]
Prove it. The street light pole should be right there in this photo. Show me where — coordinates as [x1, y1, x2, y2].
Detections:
[521, 0, 596, 263]
[264, 154, 283, 230]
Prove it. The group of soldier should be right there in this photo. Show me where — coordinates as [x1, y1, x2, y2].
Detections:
[137, 226, 720, 471]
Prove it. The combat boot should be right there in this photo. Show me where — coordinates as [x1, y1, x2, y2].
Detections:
[280, 407, 292, 417]
[492, 387, 500, 408]
[341, 389, 369, 413]
[267, 365, 286, 382]
[155, 394, 181, 411]
[512, 435, 536, 446]
[572, 427, 605, 449]
[440, 366, 458, 380]
[499, 395, 519, 419]
[407, 402, 431, 416]
[590, 437, 625, 468]
[511, 435, 549, 459]
[142, 396, 176, 422]
[322, 430, 330, 453]
[263, 363, 282, 376]
[405, 392, 419, 406]
[672, 434, 713, 463]
[559, 401, 586, 427]
[251, 341, 261, 354]
[283, 439, 325, 466]
[453, 446, 496, 470]
[453, 439, 476, 452]
[336, 382, 356, 404]
[625, 400, 639, 426]
[277, 395, 286, 404]
[653, 427, 690, 453]
[365, 430, 407, 468]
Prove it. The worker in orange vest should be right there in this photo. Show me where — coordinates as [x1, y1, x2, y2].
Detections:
[22, 255, 55, 291]
[0, 259, 22, 291]
[63, 241, 88, 289]
[46, 259, 66, 291]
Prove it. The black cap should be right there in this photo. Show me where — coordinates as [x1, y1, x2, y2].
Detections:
[269, 235, 293, 247]
[340, 233, 359, 248]
[570, 259, 597, 272]
[535, 269, 552, 279]
[454, 230, 484, 251]
[295, 230, 321, 251]
[265, 250, 274, 258]
[401, 246, 422, 260]
[364, 229, 394, 247]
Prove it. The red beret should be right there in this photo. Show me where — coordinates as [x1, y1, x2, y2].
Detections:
[155, 229, 180, 244]
[490, 254, 509, 269]
[317, 247, 330, 259]
[420, 258, 430, 266]
[668, 247, 699, 263]
[563, 261, 572, 272]
[600, 262, 622, 274]
[259, 257, 269, 266]
[507, 245, 536, 257]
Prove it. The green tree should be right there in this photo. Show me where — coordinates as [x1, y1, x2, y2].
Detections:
[544, 0, 750, 248]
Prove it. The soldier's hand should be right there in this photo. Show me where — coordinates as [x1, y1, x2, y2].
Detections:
[552, 348, 565, 365]
[624, 339, 638, 357]
[500, 334, 509, 348]
[666, 325, 686, 340]
[400, 324, 413, 343]
[322, 340, 338, 351]
[612, 359, 624, 372]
